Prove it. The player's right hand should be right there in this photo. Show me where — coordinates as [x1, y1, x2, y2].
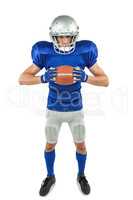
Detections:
[41, 67, 56, 83]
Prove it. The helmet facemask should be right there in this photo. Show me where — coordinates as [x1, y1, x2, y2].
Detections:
[50, 34, 78, 54]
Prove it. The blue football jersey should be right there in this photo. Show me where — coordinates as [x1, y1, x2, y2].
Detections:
[31, 40, 98, 112]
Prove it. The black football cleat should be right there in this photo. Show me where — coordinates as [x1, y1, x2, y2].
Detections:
[77, 175, 91, 195]
[39, 176, 56, 196]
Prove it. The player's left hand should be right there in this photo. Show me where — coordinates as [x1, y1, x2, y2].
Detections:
[73, 67, 88, 82]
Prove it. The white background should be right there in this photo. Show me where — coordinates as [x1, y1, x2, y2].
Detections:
[0, 0, 132, 199]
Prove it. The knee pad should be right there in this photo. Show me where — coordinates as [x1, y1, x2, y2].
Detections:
[72, 123, 85, 143]
[45, 125, 58, 144]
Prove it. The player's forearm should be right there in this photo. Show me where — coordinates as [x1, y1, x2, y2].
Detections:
[18, 73, 41, 85]
[86, 75, 109, 87]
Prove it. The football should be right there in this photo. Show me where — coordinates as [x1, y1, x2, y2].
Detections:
[55, 65, 74, 85]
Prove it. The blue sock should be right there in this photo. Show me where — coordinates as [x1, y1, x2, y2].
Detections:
[76, 152, 87, 176]
[44, 150, 55, 177]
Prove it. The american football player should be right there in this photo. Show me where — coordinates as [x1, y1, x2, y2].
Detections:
[19, 15, 109, 196]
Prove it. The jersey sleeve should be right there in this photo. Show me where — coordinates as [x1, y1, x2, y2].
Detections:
[86, 41, 98, 68]
[31, 43, 44, 69]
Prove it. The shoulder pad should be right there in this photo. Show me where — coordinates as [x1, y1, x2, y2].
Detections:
[32, 41, 53, 55]
[76, 40, 97, 54]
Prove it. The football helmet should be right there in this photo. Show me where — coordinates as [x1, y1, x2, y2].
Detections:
[49, 15, 79, 54]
